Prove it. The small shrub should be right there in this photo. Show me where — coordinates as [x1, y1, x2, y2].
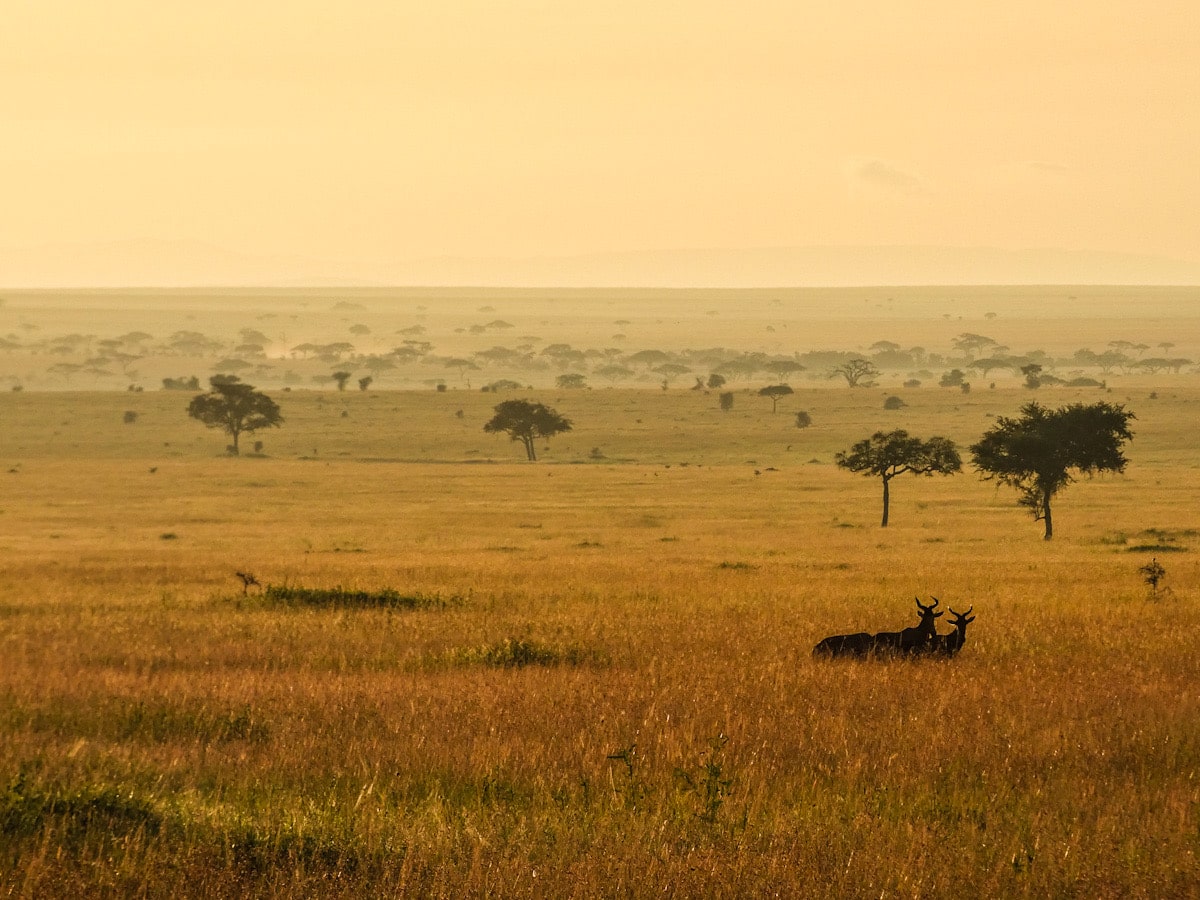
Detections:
[883, 395, 906, 410]
[1139, 557, 1166, 596]
[939, 369, 965, 388]
[794, 410, 812, 429]
[122, 410, 139, 424]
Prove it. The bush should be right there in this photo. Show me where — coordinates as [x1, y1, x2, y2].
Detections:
[795, 411, 812, 428]
[883, 395, 906, 410]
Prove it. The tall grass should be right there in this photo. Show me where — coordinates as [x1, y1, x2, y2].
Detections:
[1, 386, 1198, 896]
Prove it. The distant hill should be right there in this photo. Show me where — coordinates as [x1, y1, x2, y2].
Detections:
[2, 240, 1197, 288]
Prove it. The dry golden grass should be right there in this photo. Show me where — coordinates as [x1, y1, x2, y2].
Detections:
[1, 375, 1199, 894]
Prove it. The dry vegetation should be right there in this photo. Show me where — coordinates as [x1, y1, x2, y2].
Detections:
[1, 288, 1199, 897]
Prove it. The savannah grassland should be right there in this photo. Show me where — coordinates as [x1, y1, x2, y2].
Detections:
[1, 288, 1199, 897]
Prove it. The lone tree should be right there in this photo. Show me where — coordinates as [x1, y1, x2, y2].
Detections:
[186, 376, 283, 455]
[332, 370, 352, 391]
[835, 430, 962, 526]
[483, 399, 572, 461]
[758, 383, 794, 412]
[970, 401, 1135, 540]
[556, 373, 588, 389]
[828, 359, 880, 388]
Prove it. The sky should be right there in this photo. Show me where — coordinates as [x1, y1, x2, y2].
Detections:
[2, 1, 1198, 286]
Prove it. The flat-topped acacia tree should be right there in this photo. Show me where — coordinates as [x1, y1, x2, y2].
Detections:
[483, 399, 572, 461]
[186, 376, 283, 455]
[836, 429, 962, 526]
[970, 401, 1135, 539]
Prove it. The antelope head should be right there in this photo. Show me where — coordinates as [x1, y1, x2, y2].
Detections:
[948, 606, 975, 631]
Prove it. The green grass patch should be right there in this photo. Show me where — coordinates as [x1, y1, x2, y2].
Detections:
[442, 637, 606, 669]
[1, 773, 161, 843]
[257, 584, 460, 610]
[116, 701, 270, 745]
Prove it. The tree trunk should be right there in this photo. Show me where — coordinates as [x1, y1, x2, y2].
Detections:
[230, 430, 240, 455]
[524, 436, 537, 461]
[881, 476, 890, 527]
[1042, 490, 1053, 540]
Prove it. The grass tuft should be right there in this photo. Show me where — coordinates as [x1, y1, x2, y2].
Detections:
[442, 637, 605, 669]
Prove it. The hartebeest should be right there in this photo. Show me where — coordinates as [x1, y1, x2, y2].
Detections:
[812, 630, 876, 658]
[813, 597, 942, 658]
[872, 597, 942, 655]
[931, 606, 974, 656]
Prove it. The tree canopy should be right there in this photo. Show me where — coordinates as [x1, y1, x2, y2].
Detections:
[836, 430, 962, 526]
[758, 383, 794, 412]
[186, 376, 283, 455]
[827, 359, 880, 388]
[969, 401, 1135, 539]
[483, 399, 572, 461]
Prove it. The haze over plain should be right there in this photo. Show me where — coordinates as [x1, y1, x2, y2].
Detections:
[2, 1, 1197, 287]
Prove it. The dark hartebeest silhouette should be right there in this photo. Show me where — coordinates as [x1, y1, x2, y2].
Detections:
[813, 597, 941, 658]
[871, 597, 942, 655]
[931, 606, 974, 656]
[812, 630, 876, 658]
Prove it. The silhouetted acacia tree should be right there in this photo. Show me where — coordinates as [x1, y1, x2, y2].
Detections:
[483, 399, 572, 461]
[186, 376, 283, 455]
[828, 359, 880, 388]
[970, 401, 1135, 540]
[836, 430, 962, 526]
[332, 370, 352, 391]
[758, 383, 794, 412]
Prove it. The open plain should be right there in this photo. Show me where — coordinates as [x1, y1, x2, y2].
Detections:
[1, 287, 1199, 897]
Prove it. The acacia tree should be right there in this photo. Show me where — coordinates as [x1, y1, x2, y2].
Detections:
[186, 376, 283, 455]
[828, 359, 880, 388]
[758, 383, 794, 412]
[970, 401, 1134, 540]
[483, 399, 572, 461]
[835, 430, 962, 526]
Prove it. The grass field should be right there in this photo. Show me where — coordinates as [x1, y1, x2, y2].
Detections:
[1, 291, 1199, 896]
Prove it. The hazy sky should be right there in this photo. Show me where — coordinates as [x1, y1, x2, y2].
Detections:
[3, 1, 1198, 284]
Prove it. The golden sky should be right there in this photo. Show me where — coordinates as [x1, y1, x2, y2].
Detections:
[2, 1, 1197, 285]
